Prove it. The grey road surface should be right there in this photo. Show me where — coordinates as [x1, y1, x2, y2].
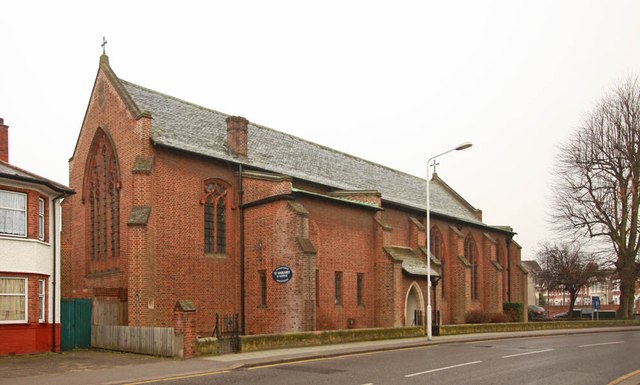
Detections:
[138, 331, 639, 385]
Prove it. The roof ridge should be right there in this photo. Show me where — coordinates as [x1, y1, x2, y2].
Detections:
[119, 79, 232, 119]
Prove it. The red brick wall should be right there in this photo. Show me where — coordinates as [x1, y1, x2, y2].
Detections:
[63, 66, 242, 335]
[63, 68, 141, 300]
[0, 119, 8, 163]
[244, 199, 310, 334]
[508, 242, 526, 305]
[430, 220, 450, 323]
[173, 307, 197, 358]
[0, 272, 57, 355]
[383, 208, 414, 246]
[242, 174, 292, 203]
[306, 197, 376, 331]
[0, 185, 49, 242]
[139, 149, 240, 334]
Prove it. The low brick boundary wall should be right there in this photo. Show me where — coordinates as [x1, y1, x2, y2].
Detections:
[196, 327, 424, 355]
[440, 319, 640, 335]
[195, 321, 640, 356]
[240, 327, 424, 353]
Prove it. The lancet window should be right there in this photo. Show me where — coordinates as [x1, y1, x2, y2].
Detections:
[204, 180, 228, 254]
[465, 235, 478, 300]
[85, 129, 120, 265]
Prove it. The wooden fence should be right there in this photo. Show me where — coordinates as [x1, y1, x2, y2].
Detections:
[92, 325, 182, 357]
[92, 301, 128, 326]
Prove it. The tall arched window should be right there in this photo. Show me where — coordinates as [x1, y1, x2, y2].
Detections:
[465, 235, 478, 300]
[430, 226, 446, 295]
[84, 129, 120, 268]
[203, 180, 228, 254]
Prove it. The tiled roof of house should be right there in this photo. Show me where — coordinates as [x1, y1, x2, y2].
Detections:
[120, 79, 491, 229]
[521, 260, 542, 274]
[0, 160, 74, 195]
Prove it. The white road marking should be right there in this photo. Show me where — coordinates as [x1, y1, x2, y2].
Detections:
[404, 360, 483, 377]
[579, 341, 624, 348]
[502, 348, 554, 358]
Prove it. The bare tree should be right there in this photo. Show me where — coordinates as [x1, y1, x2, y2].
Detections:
[537, 242, 602, 318]
[553, 76, 640, 319]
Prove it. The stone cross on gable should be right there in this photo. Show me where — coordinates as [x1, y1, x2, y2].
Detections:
[102, 37, 107, 54]
[430, 159, 440, 173]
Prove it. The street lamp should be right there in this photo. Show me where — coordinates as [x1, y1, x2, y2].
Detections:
[426, 141, 472, 340]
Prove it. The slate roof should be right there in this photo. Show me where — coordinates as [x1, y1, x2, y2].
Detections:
[0, 160, 74, 195]
[119, 79, 494, 229]
[383, 246, 440, 277]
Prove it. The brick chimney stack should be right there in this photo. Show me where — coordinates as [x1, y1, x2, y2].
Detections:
[226, 116, 248, 158]
[0, 118, 8, 163]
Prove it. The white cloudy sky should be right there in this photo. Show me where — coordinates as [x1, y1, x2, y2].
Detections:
[2, 1, 639, 260]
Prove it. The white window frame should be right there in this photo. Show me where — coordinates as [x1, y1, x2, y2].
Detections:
[38, 198, 45, 240]
[0, 190, 27, 237]
[38, 279, 45, 323]
[0, 277, 28, 324]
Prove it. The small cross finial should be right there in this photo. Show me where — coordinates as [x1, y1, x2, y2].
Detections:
[430, 159, 440, 173]
[101, 36, 108, 55]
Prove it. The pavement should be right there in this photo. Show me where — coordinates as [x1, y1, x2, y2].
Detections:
[1, 326, 639, 385]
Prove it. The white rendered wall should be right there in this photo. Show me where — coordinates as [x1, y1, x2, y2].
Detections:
[1, 181, 63, 324]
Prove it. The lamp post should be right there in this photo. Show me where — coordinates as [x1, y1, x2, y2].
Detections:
[426, 142, 472, 340]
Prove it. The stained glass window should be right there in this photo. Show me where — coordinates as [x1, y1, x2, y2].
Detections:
[85, 129, 120, 266]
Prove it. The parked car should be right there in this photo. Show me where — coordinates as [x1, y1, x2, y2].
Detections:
[580, 308, 594, 319]
[528, 305, 546, 319]
[553, 311, 569, 319]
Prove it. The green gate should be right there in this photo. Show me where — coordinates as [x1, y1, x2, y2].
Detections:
[61, 299, 92, 350]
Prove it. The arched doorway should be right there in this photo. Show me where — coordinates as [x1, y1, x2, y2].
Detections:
[405, 282, 425, 327]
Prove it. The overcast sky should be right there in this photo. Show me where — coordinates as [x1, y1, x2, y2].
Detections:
[2, 1, 639, 260]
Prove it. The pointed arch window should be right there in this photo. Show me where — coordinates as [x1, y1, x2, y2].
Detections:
[84, 129, 120, 266]
[465, 235, 478, 300]
[204, 180, 228, 254]
[430, 226, 446, 295]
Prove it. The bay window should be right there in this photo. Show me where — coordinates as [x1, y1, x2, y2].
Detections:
[0, 190, 26, 237]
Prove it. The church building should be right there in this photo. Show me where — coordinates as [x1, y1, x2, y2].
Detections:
[61, 55, 526, 337]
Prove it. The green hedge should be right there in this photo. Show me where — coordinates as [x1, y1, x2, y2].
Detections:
[503, 302, 524, 322]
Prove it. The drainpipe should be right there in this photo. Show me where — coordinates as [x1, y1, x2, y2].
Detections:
[506, 236, 512, 303]
[52, 193, 65, 353]
[239, 164, 245, 335]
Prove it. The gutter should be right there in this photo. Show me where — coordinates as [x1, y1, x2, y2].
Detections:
[383, 199, 517, 236]
[240, 193, 296, 209]
[239, 164, 246, 335]
[51, 192, 66, 353]
[291, 188, 381, 211]
[0, 172, 72, 195]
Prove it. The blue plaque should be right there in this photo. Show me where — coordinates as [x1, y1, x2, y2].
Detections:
[272, 266, 293, 284]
